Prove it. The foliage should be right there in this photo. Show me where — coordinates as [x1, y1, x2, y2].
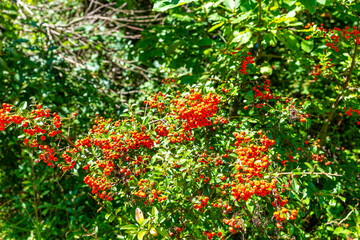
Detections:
[1, 0, 360, 239]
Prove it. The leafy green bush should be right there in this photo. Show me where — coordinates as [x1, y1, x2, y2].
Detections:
[1, 0, 360, 239]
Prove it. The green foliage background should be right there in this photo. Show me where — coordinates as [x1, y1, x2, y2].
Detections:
[1, 0, 360, 239]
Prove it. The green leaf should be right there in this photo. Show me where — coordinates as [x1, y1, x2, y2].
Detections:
[153, 0, 198, 12]
[223, 0, 239, 11]
[18, 101, 27, 110]
[299, 0, 317, 14]
[157, 227, 169, 239]
[109, 215, 116, 223]
[115, 208, 122, 215]
[232, 30, 252, 46]
[137, 230, 147, 240]
[121, 224, 138, 230]
[301, 39, 314, 53]
[208, 22, 224, 32]
[260, 64, 273, 75]
[303, 101, 311, 110]
[152, 206, 159, 219]
[284, 34, 300, 51]
[140, 218, 150, 228]
[245, 91, 254, 101]
[288, 223, 294, 236]
[0, 57, 9, 71]
[165, 40, 181, 55]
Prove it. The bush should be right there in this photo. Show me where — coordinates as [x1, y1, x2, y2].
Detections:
[1, 0, 360, 239]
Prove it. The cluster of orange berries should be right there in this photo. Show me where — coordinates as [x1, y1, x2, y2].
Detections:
[155, 123, 169, 137]
[227, 133, 277, 202]
[1, 103, 68, 169]
[312, 153, 325, 162]
[214, 116, 229, 125]
[0, 103, 24, 131]
[161, 78, 176, 84]
[35, 146, 58, 168]
[193, 196, 209, 212]
[312, 153, 331, 166]
[273, 208, 298, 228]
[31, 105, 51, 119]
[233, 131, 250, 145]
[223, 218, 244, 234]
[221, 87, 230, 94]
[84, 176, 114, 201]
[238, 52, 255, 75]
[343, 107, 360, 116]
[272, 195, 288, 208]
[144, 91, 166, 113]
[211, 199, 232, 214]
[202, 230, 223, 240]
[172, 90, 221, 131]
[304, 22, 314, 30]
[168, 131, 194, 144]
[134, 182, 167, 205]
[195, 174, 210, 184]
[128, 130, 154, 150]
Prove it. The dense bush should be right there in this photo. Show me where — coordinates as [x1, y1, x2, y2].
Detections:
[1, 0, 360, 239]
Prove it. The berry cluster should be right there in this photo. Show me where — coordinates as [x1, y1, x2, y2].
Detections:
[238, 52, 255, 75]
[310, 60, 333, 81]
[253, 79, 273, 100]
[193, 196, 209, 212]
[161, 78, 176, 84]
[1, 103, 65, 169]
[172, 90, 221, 131]
[273, 207, 297, 228]
[342, 106, 360, 125]
[144, 91, 166, 114]
[202, 230, 223, 240]
[230, 134, 276, 202]
[0, 103, 24, 131]
[223, 218, 244, 235]
[306, 24, 360, 52]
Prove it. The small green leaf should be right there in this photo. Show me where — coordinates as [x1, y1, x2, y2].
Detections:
[223, 0, 239, 11]
[157, 227, 169, 239]
[108, 215, 116, 223]
[284, 34, 300, 51]
[152, 206, 159, 219]
[232, 30, 252, 46]
[138, 230, 147, 240]
[0, 57, 9, 71]
[260, 64, 273, 75]
[288, 223, 294, 236]
[165, 40, 181, 55]
[208, 22, 224, 32]
[120, 224, 137, 230]
[301, 39, 314, 53]
[19, 101, 27, 110]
